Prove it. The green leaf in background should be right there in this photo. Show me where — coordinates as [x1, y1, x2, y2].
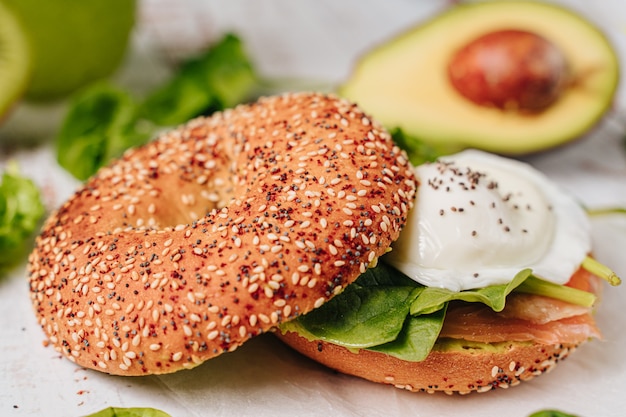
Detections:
[0, 161, 45, 274]
[139, 71, 213, 127]
[56, 33, 261, 182]
[140, 33, 258, 126]
[409, 269, 533, 315]
[528, 410, 579, 417]
[84, 407, 171, 417]
[56, 83, 150, 181]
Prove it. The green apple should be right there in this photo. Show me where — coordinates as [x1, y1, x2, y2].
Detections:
[1, 0, 136, 101]
[0, 2, 30, 120]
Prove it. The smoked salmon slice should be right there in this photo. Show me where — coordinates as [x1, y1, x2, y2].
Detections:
[439, 268, 602, 345]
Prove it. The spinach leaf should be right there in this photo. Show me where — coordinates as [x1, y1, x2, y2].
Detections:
[140, 33, 258, 126]
[285, 263, 597, 363]
[139, 71, 212, 127]
[56, 33, 260, 181]
[295, 282, 422, 349]
[410, 269, 533, 315]
[56, 83, 149, 181]
[369, 306, 446, 361]
[353, 261, 420, 288]
[0, 162, 45, 274]
[84, 407, 171, 417]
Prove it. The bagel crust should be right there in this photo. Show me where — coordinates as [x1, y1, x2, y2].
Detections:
[277, 330, 579, 394]
[28, 92, 417, 375]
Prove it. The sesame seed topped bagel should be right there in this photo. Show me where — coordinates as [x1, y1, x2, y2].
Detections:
[27, 92, 417, 375]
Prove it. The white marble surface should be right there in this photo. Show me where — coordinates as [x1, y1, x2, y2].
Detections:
[1, 1, 626, 416]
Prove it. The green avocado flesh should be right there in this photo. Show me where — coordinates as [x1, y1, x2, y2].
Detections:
[0, 2, 30, 119]
[339, 1, 619, 155]
[432, 339, 532, 354]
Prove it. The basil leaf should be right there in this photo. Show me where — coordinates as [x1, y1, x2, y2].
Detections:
[140, 33, 258, 126]
[0, 162, 45, 274]
[410, 269, 533, 315]
[369, 306, 446, 362]
[84, 407, 171, 417]
[56, 83, 149, 181]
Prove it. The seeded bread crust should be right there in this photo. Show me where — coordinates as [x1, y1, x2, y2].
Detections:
[277, 330, 578, 394]
[27, 92, 417, 375]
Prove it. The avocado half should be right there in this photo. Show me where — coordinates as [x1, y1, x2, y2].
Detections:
[339, 1, 620, 155]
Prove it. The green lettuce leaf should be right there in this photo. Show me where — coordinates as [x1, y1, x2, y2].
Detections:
[0, 162, 45, 274]
[84, 407, 171, 417]
[56, 83, 149, 181]
[140, 33, 258, 126]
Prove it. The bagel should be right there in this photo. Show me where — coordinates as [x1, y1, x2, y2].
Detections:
[27, 92, 418, 376]
[276, 269, 599, 394]
[275, 149, 612, 394]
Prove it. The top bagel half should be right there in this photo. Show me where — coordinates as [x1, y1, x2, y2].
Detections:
[27, 92, 418, 375]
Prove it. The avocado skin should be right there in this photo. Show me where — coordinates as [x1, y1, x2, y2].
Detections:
[339, 1, 620, 155]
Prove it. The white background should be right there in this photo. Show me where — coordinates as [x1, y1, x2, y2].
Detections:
[1, 1, 626, 416]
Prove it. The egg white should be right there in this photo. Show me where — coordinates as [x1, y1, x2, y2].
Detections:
[385, 149, 590, 291]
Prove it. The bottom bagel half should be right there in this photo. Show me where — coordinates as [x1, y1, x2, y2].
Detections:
[275, 265, 603, 394]
[276, 330, 578, 394]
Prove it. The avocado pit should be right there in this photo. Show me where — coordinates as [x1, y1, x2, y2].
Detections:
[447, 29, 570, 112]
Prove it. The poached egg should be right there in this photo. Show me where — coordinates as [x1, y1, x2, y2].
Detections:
[385, 150, 590, 291]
